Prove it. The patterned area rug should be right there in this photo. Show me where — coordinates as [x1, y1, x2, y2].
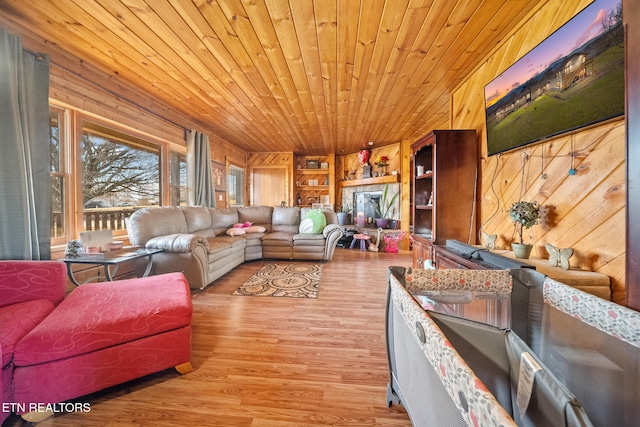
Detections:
[232, 263, 322, 298]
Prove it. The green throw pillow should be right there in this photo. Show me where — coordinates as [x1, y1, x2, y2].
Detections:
[299, 209, 326, 234]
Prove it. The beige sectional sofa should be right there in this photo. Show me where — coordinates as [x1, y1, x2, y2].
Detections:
[127, 205, 343, 289]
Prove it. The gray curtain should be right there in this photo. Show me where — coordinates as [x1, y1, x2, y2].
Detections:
[0, 29, 51, 260]
[186, 130, 216, 207]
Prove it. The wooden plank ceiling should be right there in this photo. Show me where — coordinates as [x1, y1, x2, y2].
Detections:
[0, 0, 545, 155]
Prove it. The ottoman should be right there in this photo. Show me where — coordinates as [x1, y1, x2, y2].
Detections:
[12, 272, 192, 422]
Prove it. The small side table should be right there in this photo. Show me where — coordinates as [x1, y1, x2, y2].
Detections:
[350, 234, 370, 251]
[62, 248, 164, 286]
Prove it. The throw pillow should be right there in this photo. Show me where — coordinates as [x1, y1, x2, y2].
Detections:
[226, 228, 246, 236]
[299, 209, 326, 234]
[244, 225, 266, 233]
[233, 221, 253, 228]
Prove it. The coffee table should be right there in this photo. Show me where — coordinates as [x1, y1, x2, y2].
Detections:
[62, 248, 164, 286]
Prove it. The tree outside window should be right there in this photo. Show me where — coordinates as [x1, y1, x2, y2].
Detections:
[81, 121, 160, 231]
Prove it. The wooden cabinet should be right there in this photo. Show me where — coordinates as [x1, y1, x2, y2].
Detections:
[411, 130, 477, 267]
[411, 236, 432, 268]
[433, 244, 487, 270]
[294, 155, 335, 207]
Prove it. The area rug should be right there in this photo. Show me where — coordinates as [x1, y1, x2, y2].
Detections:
[232, 263, 322, 298]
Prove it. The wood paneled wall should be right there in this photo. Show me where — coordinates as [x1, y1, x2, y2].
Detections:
[451, 0, 626, 304]
[6, 17, 246, 169]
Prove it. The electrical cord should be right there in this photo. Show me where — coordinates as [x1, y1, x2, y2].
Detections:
[477, 154, 502, 243]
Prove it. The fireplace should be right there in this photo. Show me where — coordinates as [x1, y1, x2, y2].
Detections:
[353, 191, 382, 226]
[342, 183, 399, 227]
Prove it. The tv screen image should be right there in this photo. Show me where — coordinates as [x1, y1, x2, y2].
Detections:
[484, 0, 624, 156]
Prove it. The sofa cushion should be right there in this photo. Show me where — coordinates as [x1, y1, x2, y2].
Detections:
[214, 235, 247, 249]
[299, 209, 326, 234]
[293, 233, 326, 243]
[0, 261, 66, 308]
[226, 228, 246, 236]
[181, 206, 213, 233]
[207, 239, 232, 255]
[0, 300, 56, 367]
[262, 231, 296, 242]
[146, 233, 208, 253]
[209, 208, 240, 235]
[271, 206, 300, 233]
[13, 273, 192, 367]
[238, 206, 273, 231]
[193, 228, 216, 239]
[243, 232, 265, 243]
[127, 207, 189, 247]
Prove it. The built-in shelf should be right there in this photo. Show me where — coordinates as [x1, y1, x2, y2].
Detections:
[338, 174, 399, 188]
[296, 169, 330, 174]
[416, 172, 433, 179]
[296, 185, 329, 190]
[295, 154, 335, 207]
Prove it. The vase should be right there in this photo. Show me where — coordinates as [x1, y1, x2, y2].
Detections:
[511, 243, 533, 259]
[363, 164, 372, 178]
[337, 212, 350, 226]
[375, 218, 389, 229]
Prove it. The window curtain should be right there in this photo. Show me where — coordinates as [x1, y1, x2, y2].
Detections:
[186, 130, 216, 207]
[0, 29, 51, 260]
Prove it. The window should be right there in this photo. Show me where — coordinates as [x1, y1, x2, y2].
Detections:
[170, 150, 187, 206]
[81, 120, 160, 232]
[50, 107, 67, 243]
[228, 165, 245, 206]
[49, 103, 187, 246]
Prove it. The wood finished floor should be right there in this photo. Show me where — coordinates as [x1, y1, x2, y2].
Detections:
[4, 249, 412, 426]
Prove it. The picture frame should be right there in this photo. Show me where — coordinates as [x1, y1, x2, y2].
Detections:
[305, 159, 319, 169]
[320, 162, 329, 169]
[211, 161, 226, 190]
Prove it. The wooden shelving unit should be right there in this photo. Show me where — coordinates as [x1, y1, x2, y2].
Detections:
[294, 155, 335, 207]
[411, 130, 477, 267]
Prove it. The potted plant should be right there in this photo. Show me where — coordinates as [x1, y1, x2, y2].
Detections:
[375, 184, 399, 229]
[508, 200, 541, 259]
[336, 203, 352, 226]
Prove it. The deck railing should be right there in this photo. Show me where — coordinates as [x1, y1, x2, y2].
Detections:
[51, 207, 144, 238]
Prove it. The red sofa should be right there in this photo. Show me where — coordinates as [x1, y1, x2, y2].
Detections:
[0, 260, 192, 423]
[0, 261, 66, 423]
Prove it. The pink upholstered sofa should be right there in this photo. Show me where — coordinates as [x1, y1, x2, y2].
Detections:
[0, 260, 193, 423]
[0, 261, 66, 424]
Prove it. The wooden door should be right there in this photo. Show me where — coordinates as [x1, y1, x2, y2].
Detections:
[252, 167, 287, 206]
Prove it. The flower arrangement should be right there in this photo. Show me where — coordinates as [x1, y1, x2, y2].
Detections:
[375, 155, 389, 167]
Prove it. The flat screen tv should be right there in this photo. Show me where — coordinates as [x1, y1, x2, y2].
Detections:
[485, 0, 624, 156]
